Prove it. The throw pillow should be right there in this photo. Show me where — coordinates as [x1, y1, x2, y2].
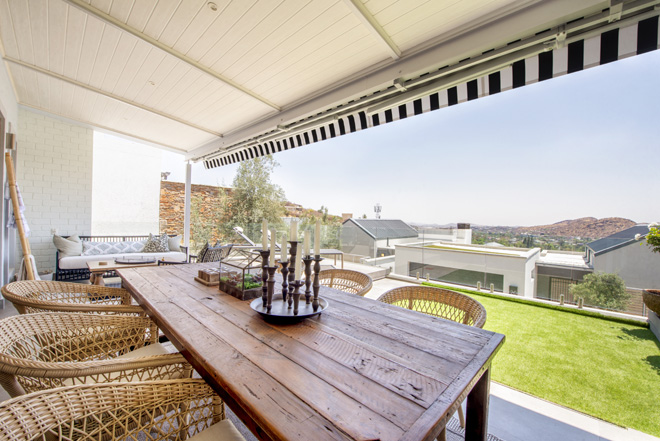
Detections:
[53, 234, 83, 257]
[168, 235, 182, 252]
[196, 242, 209, 262]
[143, 233, 169, 253]
[82, 241, 125, 256]
[122, 240, 146, 253]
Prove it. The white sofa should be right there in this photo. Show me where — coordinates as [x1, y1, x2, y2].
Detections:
[54, 234, 187, 282]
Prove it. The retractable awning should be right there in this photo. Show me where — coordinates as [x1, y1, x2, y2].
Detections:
[201, 3, 659, 169]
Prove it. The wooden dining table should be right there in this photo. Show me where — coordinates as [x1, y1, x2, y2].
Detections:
[118, 262, 504, 441]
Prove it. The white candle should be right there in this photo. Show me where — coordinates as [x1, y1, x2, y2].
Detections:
[290, 220, 298, 241]
[304, 231, 310, 256]
[295, 251, 302, 280]
[262, 219, 268, 250]
[281, 233, 288, 261]
[314, 220, 321, 255]
[269, 230, 276, 266]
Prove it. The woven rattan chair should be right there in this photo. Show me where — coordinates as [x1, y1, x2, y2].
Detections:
[1, 280, 144, 315]
[0, 312, 192, 398]
[0, 379, 245, 441]
[377, 285, 486, 428]
[318, 269, 373, 296]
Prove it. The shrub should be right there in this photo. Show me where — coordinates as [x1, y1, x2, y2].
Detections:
[570, 272, 629, 310]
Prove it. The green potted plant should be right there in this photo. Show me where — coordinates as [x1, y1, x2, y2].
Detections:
[640, 223, 660, 316]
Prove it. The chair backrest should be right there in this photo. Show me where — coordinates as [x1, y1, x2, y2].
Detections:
[0, 280, 143, 315]
[318, 269, 373, 297]
[0, 312, 170, 397]
[377, 286, 486, 328]
[200, 244, 233, 263]
[0, 379, 225, 441]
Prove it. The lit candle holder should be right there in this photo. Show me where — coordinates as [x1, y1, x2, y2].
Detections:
[262, 219, 268, 250]
[269, 230, 276, 266]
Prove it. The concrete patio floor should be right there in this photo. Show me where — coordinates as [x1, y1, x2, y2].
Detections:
[0, 270, 657, 441]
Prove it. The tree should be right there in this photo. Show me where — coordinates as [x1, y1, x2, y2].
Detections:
[569, 272, 630, 310]
[644, 223, 660, 253]
[223, 156, 286, 241]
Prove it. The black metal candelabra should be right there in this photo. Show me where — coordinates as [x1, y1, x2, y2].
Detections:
[312, 255, 323, 311]
[259, 250, 270, 307]
[265, 266, 277, 314]
[279, 260, 290, 304]
[302, 255, 313, 304]
[291, 280, 303, 315]
[287, 241, 298, 308]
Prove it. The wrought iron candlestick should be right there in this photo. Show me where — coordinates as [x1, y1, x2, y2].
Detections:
[312, 255, 323, 311]
[287, 241, 299, 308]
[259, 250, 270, 307]
[266, 266, 277, 314]
[291, 280, 303, 315]
[279, 260, 290, 304]
[303, 255, 313, 304]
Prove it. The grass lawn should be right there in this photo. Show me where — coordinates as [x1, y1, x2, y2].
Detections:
[424, 283, 660, 437]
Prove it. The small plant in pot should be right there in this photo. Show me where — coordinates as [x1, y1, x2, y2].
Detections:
[639, 223, 660, 316]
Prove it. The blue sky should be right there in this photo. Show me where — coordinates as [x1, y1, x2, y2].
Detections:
[162, 50, 660, 227]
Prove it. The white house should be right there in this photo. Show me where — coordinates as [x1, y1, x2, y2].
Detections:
[395, 242, 540, 297]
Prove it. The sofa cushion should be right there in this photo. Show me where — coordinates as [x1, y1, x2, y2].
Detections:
[168, 235, 182, 252]
[144, 233, 169, 253]
[53, 235, 82, 257]
[82, 241, 124, 255]
[58, 252, 187, 269]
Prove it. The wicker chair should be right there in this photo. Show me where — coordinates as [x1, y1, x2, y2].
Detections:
[318, 269, 373, 296]
[190, 244, 233, 263]
[0, 312, 192, 398]
[0, 379, 245, 441]
[377, 285, 486, 428]
[1, 280, 144, 315]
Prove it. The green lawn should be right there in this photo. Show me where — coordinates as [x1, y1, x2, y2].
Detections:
[424, 283, 660, 437]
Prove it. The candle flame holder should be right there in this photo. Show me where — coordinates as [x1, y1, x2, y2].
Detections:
[288, 241, 299, 308]
[291, 280, 303, 315]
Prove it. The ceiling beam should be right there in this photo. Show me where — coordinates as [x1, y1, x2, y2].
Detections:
[342, 0, 401, 59]
[63, 0, 281, 111]
[4, 56, 222, 137]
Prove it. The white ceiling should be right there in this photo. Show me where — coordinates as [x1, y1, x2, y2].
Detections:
[0, 0, 624, 158]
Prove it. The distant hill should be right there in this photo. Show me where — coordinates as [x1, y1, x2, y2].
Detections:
[514, 217, 636, 239]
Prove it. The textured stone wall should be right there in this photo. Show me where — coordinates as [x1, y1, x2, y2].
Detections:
[159, 181, 229, 242]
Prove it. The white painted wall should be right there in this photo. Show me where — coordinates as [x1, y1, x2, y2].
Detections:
[91, 132, 161, 235]
[394, 244, 540, 296]
[594, 242, 660, 289]
[16, 108, 93, 273]
[0, 60, 19, 284]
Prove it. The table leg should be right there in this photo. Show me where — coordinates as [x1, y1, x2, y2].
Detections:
[90, 272, 105, 286]
[465, 368, 490, 441]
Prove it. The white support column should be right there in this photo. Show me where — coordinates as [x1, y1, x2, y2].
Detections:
[183, 162, 192, 256]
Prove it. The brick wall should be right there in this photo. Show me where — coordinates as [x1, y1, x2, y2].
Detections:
[16, 108, 93, 272]
[160, 181, 230, 243]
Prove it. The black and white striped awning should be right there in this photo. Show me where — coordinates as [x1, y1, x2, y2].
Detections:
[204, 12, 659, 170]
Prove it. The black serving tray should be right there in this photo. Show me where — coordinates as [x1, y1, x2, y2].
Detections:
[250, 294, 328, 323]
[114, 257, 157, 264]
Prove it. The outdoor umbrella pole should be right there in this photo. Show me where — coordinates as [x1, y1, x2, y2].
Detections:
[5, 152, 35, 280]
